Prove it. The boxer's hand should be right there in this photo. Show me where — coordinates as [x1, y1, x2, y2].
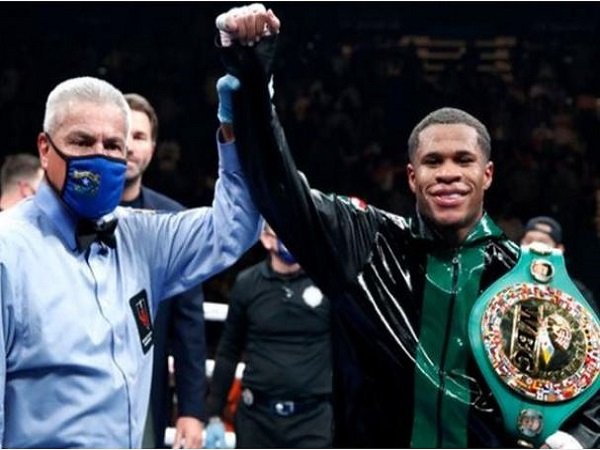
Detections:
[216, 3, 280, 47]
[541, 431, 583, 449]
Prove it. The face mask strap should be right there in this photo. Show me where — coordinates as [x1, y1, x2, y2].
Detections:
[44, 132, 70, 162]
[43, 132, 72, 198]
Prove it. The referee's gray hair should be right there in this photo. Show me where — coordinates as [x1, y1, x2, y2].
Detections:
[43, 76, 130, 136]
[407, 107, 491, 162]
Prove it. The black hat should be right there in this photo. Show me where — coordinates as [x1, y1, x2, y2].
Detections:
[524, 216, 562, 245]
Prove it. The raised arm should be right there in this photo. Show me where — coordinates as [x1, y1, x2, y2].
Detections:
[214, 6, 382, 297]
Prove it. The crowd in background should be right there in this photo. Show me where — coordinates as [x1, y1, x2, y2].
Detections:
[3, 3, 600, 301]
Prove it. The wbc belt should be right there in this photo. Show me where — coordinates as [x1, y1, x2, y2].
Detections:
[469, 242, 600, 448]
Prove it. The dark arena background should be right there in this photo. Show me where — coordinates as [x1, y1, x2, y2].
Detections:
[2, 2, 600, 304]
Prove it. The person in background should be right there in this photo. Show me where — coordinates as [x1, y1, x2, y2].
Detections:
[210, 4, 600, 448]
[0, 153, 43, 210]
[205, 223, 332, 448]
[122, 93, 206, 449]
[520, 215, 597, 311]
[0, 75, 260, 448]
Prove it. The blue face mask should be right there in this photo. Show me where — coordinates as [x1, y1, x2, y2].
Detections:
[276, 239, 297, 265]
[46, 133, 127, 220]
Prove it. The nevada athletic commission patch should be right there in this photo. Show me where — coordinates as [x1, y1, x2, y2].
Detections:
[481, 282, 600, 402]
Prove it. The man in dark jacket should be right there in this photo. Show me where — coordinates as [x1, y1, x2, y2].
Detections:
[205, 223, 332, 448]
[121, 93, 206, 449]
[211, 4, 600, 448]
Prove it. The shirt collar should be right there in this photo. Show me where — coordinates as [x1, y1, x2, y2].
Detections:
[462, 212, 505, 245]
[33, 180, 79, 251]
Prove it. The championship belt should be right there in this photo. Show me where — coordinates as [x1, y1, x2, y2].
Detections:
[469, 242, 600, 447]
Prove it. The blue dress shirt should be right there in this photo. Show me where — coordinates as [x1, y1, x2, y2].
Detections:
[0, 140, 261, 448]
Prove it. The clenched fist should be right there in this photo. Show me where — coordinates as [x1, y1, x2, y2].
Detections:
[216, 3, 280, 46]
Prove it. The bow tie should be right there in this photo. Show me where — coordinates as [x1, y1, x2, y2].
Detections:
[75, 218, 118, 252]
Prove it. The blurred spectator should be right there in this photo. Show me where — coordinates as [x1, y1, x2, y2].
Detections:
[0, 153, 43, 210]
